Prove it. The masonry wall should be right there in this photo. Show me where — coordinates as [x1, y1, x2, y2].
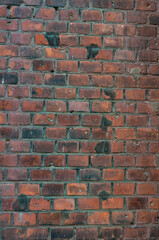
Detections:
[0, 0, 159, 239]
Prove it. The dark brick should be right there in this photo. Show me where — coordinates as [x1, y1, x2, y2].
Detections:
[22, 128, 42, 138]
[0, 73, 18, 84]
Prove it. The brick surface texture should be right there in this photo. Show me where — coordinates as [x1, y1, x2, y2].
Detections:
[0, 0, 159, 239]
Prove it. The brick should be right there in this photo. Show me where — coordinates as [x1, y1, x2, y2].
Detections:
[46, 127, 66, 139]
[33, 60, 53, 71]
[38, 213, 60, 225]
[127, 37, 147, 49]
[68, 155, 89, 167]
[137, 183, 157, 195]
[26, 229, 48, 240]
[103, 169, 124, 180]
[10, 6, 32, 18]
[102, 198, 124, 209]
[59, 10, 79, 21]
[101, 227, 123, 239]
[14, 213, 36, 226]
[103, 62, 125, 74]
[127, 197, 147, 209]
[54, 199, 75, 210]
[104, 37, 125, 48]
[30, 170, 52, 181]
[92, 75, 113, 87]
[45, 48, 66, 59]
[46, 100, 67, 112]
[58, 114, 79, 126]
[56, 60, 78, 72]
[2, 229, 25, 240]
[42, 183, 64, 196]
[0, 155, 18, 167]
[149, 198, 159, 209]
[69, 101, 89, 112]
[79, 88, 100, 99]
[136, 155, 155, 167]
[45, 74, 66, 86]
[32, 87, 53, 99]
[92, 101, 112, 112]
[22, 100, 43, 112]
[127, 115, 147, 127]
[55, 169, 76, 181]
[21, 72, 42, 85]
[114, 183, 135, 195]
[139, 50, 158, 62]
[90, 183, 111, 196]
[20, 155, 41, 167]
[115, 24, 135, 36]
[105, 11, 123, 22]
[51, 228, 73, 239]
[88, 212, 109, 225]
[64, 212, 86, 225]
[125, 227, 146, 239]
[115, 50, 136, 61]
[0, 213, 11, 227]
[34, 114, 55, 126]
[137, 26, 157, 37]
[46, 22, 67, 33]
[7, 169, 28, 181]
[35, 8, 55, 20]
[44, 155, 65, 167]
[0, 127, 19, 139]
[127, 169, 147, 181]
[137, 128, 159, 140]
[18, 184, 40, 196]
[55, 87, 76, 99]
[91, 155, 112, 167]
[128, 12, 147, 23]
[149, 39, 159, 50]
[58, 141, 79, 153]
[69, 128, 90, 139]
[69, 48, 87, 59]
[69, 22, 90, 34]
[137, 211, 158, 223]
[81, 36, 102, 47]
[80, 169, 101, 181]
[60, 35, 78, 46]
[8, 86, 30, 98]
[0, 46, 18, 57]
[23, 0, 42, 5]
[82, 10, 102, 21]
[10, 33, 31, 45]
[112, 212, 134, 225]
[81, 61, 102, 73]
[46, 0, 66, 7]
[92, 0, 112, 8]
[114, 0, 134, 9]
[33, 141, 55, 153]
[137, 0, 157, 11]
[67, 183, 87, 195]
[69, 0, 89, 7]
[9, 141, 30, 153]
[116, 128, 136, 140]
[29, 198, 50, 211]
[0, 184, 15, 196]
[21, 20, 43, 32]
[76, 228, 98, 240]
[116, 102, 135, 113]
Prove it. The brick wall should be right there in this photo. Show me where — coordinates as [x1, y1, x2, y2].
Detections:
[0, 0, 159, 239]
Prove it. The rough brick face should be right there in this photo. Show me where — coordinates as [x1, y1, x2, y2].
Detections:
[0, 0, 158, 239]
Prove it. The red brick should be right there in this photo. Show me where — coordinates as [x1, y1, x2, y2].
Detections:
[38, 213, 60, 225]
[81, 61, 102, 73]
[103, 62, 125, 73]
[91, 155, 112, 167]
[46, 100, 67, 112]
[92, 101, 112, 112]
[46, 127, 67, 139]
[69, 48, 87, 59]
[89, 183, 111, 196]
[20, 155, 41, 167]
[21, 72, 42, 85]
[139, 50, 158, 62]
[9, 58, 31, 70]
[69, 74, 89, 86]
[114, 0, 134, 9]
[69, 22, 90, 34]
[59, 9, 79, 21]
[137, 183, 157, 195]
[26, 229, 48, 240]
[69, 0, 89, 7]
[127, 115, 147, 127]
[82, 10, 102, 21]
[149, 198, 159, 209]
[9, 141, 30, 153]
[68, 155, 89, 167]
[42, 183, 64, 196]
[137, 0, 157, 11]
[92, 75, 113, 87]
[112, 212, 134, 224]
[137, 26, 157, 37]
[78, 198, 99, 210]
[105, 11, 123, 22]
[104, 37, 125, 48]
[114, 183, 135, 195]
[45, 48, 66, 59]
[55, 169, 76, 181]
[29, 198, 50, 211]
[44, 155, 65, 167]
[30, 170, 52, 181]
[136, 155, 155, 167]
[69, 101, 89, 112]
[115, 50, 136, 61]
[14, 213, 36, 226]
[88, 212, 109, 225]
[137, 128, 159, 140]
[8, 86, 30, 98]
[128, 12, 147, 23]
[7, 169, 28, 181]
[69, 128, 90, 139]
[81, 36, 102, 47]
[56, 61, 78, 72]
[58, 141, 79, 153]
[0, 155, 18, 167]
[64, 212, 86, 225]
[33, 60, 53, 71]
[102, 198, 124, 209]
[46, 22, 67, 33]
[76, 228, 98, 240]
[67, 183, 87, 195]
[18, 184, 40, 196]
[35, 8, 55, 20]
[10, 33, 31, 45]
[115, 24, 135, 36]
[0, 46, 18, 56]
[23, 0, 43, 5]
[0, 184, 15, 196]
[116, 102, 135, 113]
[137, 211, 158, 223]
[33, 141, 54, 153]
[101, 227, 123, 239]
[127, 169, 147, 181]
[116, 128, 136, 140]
[127, 197, 147, 209]
[33, 114, 55, 126]
[55, 87, 76, 99]
[22, 100, 43, 112]
[54, 199, 75, 210]
[125, 227, 146, 239]
[10, 6, 32, 18]
[21, 20, 43, 32]
[103, 169, 124, 180]
[60, 35, 78, 46]
[0, 213, 11, 227]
